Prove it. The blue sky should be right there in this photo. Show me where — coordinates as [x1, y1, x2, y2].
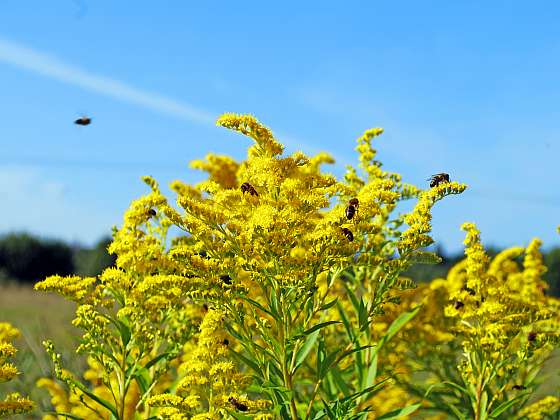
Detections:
[0, 1, 559, 253]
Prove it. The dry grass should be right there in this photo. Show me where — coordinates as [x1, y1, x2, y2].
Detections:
[0, 283, 82, 418]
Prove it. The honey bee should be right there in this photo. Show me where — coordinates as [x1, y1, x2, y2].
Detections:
[228, 397, 248, 412]
[240, 182, 258, 196]
[74, 116, 92, 126]
[341, 227, 354, 241]
[147, 209, 156, 218]
[345, 198, 359, 220]
[427, 173, 450, 188]
[462, 286, 476, 295]
[220, 274, 232, 285]
[454, 300, 464, 309]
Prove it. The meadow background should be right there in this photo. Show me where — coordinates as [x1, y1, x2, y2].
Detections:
[2, 1, 560, 418]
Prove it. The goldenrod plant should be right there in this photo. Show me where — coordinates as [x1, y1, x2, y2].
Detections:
[35, 113, 468, 419]
[31, 113, 560, 419]
[370, 224, 560, 419]
[0, 322, 34, 417]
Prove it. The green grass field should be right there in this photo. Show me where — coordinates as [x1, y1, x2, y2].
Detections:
[0, 283, 83, 418]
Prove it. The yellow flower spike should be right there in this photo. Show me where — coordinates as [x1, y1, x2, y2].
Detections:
[217, 113, 284, 157]
[34, 275, 98, 303]
[460, 222, 489, 291]
[0, 324, 19, 344]
[519, 396, 560, 420]
[399, 182, 467, 255]
[0, 322, 34, 417]
[488, 247, 524, 281]
[191, 154, 240, 189]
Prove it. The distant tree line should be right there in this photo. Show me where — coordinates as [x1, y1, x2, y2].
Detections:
[404, 245, 560, 297]
[0, 232, 115, 284]
[0, 232, 558, 296]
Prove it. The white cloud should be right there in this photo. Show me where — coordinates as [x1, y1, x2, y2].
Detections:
[0, 165, 109, 244]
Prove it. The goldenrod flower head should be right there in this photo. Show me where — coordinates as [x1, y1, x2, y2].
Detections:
[0, 393, 34, 417]
[34, 275, 98, 303]
[0, 323, 33, 416]
[519, 396, 560, 420]
[191, 154, 239, 189]
[399, 182, 467, 254]
[217, 113, 284, 157]
[0, 324, 19, 343]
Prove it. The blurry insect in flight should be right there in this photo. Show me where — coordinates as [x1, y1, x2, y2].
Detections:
[74, 116, 92, 126]
[240, 182, 258, 196]
[228, 397, 248, 412]
[345, 198, 359, 220]
[341, 227, 354, 242]
[427, 173, 450, 188]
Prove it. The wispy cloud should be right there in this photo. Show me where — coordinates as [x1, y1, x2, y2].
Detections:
[0, 37, 341, 163]
[0, 37, 215, 124]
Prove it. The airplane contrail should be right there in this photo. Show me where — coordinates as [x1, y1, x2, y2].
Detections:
[0, 37, 342, 162]
[0, 37, 215, 124]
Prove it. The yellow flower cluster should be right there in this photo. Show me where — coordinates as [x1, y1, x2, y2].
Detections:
[35, 113, 469, 419]
[149, 309, 269, 418]
[399, 182, 467, 254]
[216, 113, 284, 157]
[38, 356, 141, 420]
[0, 322, 34, 418]
[373, 223, 560, 418]
[35, 176, 200, 419]
[519, 396, 560, 420]
[446, 223, 559, 356]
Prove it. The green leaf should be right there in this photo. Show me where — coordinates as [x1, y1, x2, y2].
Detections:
[230, 349, 263, 377]
[375, 403, 421, 419]
[293, 329, 320, 373]
[363, 352, 378, 392]
[297, 321, 340, 339]
[318, 348, 341, 379]
[319, 297, 338, 312]
[133, 367, 151, 395]
[269, 290, 281, 320]
[116, 318, 132, 348]
[440, 380, 473, 399]
[358, 298, 368, 331]
[337, 345, 372, 366]
[479, 391, 488, 420]
[239, 295, 276, 319]
[329, 366, 351, 397]
[383, 305, 420, 343]
[342, 282, 361, 313]
[488, 394, 529, 418]
[145, 352, 172, 370]
[66, 377, 118, 418]
[336, 301, 354, 342]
